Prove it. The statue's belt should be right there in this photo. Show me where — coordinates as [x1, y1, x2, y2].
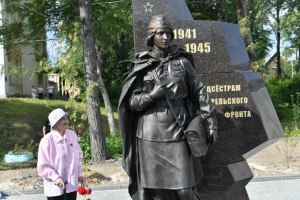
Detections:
[153, 99, 185, 107]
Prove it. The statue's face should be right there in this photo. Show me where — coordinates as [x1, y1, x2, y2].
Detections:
[153, 28, 172, 50]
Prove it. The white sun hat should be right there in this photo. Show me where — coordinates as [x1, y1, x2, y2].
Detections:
[48, 108, 68, 127]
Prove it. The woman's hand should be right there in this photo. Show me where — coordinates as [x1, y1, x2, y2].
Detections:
[150, 83, 168, 100]
[78, 176, 85, 182]
[54, 177, 66, 189]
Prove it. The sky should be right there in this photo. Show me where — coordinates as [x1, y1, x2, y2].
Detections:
[46, 31, 59, 65]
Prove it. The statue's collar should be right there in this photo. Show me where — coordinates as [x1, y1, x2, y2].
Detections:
[147, 45, 182, 61]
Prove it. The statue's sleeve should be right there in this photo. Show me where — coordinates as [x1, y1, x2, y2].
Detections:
[129, 75, 154, 111]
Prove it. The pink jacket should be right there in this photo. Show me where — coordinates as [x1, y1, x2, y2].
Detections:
[37, 129, 83, 197]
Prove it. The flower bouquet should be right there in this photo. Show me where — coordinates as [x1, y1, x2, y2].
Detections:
[77, 180, 92, 200]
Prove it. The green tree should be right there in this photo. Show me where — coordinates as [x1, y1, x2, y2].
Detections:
[56, 29, 86, 92]
[186, 0, 237, 22]
[0, 0, 134, 161]
[55, 0, 133, 134]
[90, 0, 133, 134]
[235, 0, 258, 62]
[69, 0, 133, 101]
[186, 0, 300, 76]
[282, 10, 300, 74]
[77, 0, 108, 161]
[186, 0, 271, 65]
[258, 0, 299, 76]
[245, 0, 272, 72]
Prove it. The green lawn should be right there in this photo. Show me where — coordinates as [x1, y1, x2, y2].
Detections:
[0, 98, 117, 169]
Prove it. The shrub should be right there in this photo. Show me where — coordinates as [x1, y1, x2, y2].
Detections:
[266, 74, 300, 106]
[79, 131, 123, 162]
[106, 131, 123, 158]
[266, 74, 300, 128]
[285, 126, 300, 137]
[10, 139, 38, 155]
[79, 134, 91, 162]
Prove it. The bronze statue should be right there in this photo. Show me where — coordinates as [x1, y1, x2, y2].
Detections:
[118, 15, 218, 200]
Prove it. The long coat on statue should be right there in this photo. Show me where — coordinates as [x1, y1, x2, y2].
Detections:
[118, 45, 217, 200]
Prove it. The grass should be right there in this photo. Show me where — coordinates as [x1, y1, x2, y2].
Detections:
[0, 98, 64, 161]
[0, 98, 118, 170]
[0, 160, 37, 170]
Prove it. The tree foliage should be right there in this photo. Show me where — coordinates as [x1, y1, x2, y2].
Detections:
[54, 0, 133, 99]
[186, 0, 300, 77]
[0, 0, 133, 161]
[0, 0, 133, 99]
[186, 0, 237, 22]
[266, 74, 300, 130]
[91, 0, 133, 99]
[282, 10, 300, 73]
[186, 0, 271, 65]
[57, 28, 86, 92]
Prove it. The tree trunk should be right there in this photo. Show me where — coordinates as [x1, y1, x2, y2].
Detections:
[216, 0, 227, 21]
[236, 0, 257, 62]
[96, 48, 118, 135]
[78, 0, 108, 161]
[276, 1, 282, 76]
[276, 31, 282, 76]
[297, 45, 300, 73]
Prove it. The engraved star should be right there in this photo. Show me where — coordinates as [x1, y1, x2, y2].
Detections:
[144, 2, 154, 12]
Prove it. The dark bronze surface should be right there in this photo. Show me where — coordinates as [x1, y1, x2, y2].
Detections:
[118, 0, 284, 199]
[119, 14, 217, 199]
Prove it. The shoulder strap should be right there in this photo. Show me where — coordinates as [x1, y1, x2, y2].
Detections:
[151, 68, 185, 132]
[179, 57, 185, 69]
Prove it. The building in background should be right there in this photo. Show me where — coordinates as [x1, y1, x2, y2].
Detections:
[265, 52, 287, 77]
[48, 72, 80, 99]
[0, 0, 47, 98]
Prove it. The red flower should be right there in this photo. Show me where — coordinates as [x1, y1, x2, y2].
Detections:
[85, 188, 92, 195]
[77, 180, 92, 199]
[77, 185, 86, 195]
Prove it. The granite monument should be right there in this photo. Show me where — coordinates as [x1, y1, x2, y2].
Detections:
[125, 0, 284, 199]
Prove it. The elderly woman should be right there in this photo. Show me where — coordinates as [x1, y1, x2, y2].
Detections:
[38, 108, 84, 200]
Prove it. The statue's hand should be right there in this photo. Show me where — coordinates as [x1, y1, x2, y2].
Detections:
[150, 84, 168, 100]
[209, 129, 218, 144]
